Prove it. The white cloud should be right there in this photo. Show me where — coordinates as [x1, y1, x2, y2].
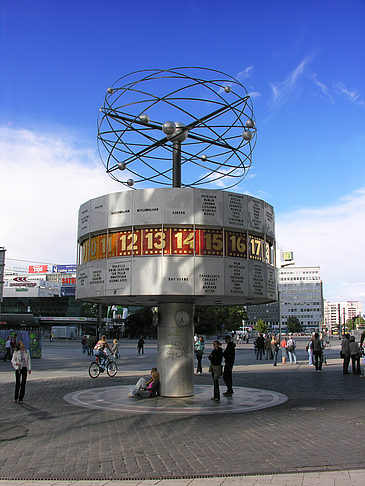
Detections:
[247, 91, 261, 99]
[270, 57, 310, 109]
[276, 188, 365, 308]
[0, 125, 126, 264]
[334, 81, 365, 108]
[219, 66, 255, 93]
[312, 73, 333, 103]
[237, 66, 254, 80]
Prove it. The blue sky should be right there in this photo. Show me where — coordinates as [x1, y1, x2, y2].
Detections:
[1, 0, 364, 308]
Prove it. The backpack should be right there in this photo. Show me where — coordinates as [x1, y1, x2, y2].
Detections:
[287, 339, 296, 352]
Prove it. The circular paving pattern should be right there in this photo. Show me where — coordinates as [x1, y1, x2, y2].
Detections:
[64, 385, 287, 415]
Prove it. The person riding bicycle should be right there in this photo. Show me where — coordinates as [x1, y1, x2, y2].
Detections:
[94, 335, 111, 371]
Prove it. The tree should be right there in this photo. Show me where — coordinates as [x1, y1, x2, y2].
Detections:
[254, 318, 268, 334]
[125, 307, 156, 339]
[346, 316, 365, 332]
[195, 305, 247, 336]
[287, 316, 302, 333]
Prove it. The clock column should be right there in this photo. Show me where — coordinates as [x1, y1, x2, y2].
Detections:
[157, 303, 195, 397]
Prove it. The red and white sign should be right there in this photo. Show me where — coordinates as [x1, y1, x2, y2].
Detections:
[28, 265, 49, 273]
[9, 277, 37, 287]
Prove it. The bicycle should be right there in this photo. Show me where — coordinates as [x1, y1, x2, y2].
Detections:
[88, 353, 118, 378]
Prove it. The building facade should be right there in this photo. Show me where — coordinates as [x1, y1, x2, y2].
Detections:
[324, 300, 362, 334]
[246, 266, 324, 333]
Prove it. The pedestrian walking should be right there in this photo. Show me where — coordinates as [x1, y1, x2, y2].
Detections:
[255, 333, 265, 360]
[11, 341, 31, 403]
[194, 336, 205, 374]
[271, 335, 280, 366]
[223, 335, 235, 397]
[265, 336, 273, 360]
[307, 335, 314, 366]
[341, 333, 351, 374]
[111, 338, 120, 359]
[10, 334, 17, 357]
[287, 333, 297, 364]
[81, 335, 87, 354]
[312, 332, 323, 372]
[3, 336, 11, 361]
[349, 336, 361, 375]
[208, 340, 223, 402]
[137, 337, 145, 355]
[280, 336, 288, 364]
[87, 335, 94, 355]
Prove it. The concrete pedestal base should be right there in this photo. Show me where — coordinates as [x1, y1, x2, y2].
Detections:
[157, 303, 194, 397]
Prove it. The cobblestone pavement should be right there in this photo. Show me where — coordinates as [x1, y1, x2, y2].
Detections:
[0, 469, 365, 485]
[0, 340, 364, 483]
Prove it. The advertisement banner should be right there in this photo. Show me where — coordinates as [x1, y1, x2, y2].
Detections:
[54, 265, 77, 273]
[28, 265, 49, 273]
[0, 248, 5, 302]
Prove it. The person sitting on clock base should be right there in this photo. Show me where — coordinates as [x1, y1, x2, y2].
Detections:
[128, 368, 160, 398]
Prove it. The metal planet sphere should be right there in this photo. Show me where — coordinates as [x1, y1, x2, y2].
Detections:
[118, 162, 126, 170]
[242, 130, 253, 141]
[139, 114, 150, 124]
[162, 121, 176, 137]
[224, 86, 231, 93]
[172, 122, 188, 142]
[201, 154, 208, 161]
[127, 179, 134, 187]
[107, 87, 114, 94]
[245, 119, 255, 129]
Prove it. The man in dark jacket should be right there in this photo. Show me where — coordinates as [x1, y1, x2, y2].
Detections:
[255, 333, 265, 360]
[223, 335, 236, 397]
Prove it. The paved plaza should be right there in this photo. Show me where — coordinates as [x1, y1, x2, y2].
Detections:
[0, 338, 365, 485]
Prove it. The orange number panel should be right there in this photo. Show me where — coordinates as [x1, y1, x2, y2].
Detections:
[196, 229, 223, 256]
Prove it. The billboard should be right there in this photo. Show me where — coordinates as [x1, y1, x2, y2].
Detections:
[0, 248, 5, 302]
[54, 264, 77, 273]
[280, 251, 294, 262]
[28, 265, 49, 273]
[60, 286, 76, 297]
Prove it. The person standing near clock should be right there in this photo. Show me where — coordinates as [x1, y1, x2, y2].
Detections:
[208, 340, 223, 402]
[11, 341, 31, 403]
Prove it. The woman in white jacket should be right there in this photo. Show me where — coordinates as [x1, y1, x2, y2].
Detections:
[11, 341, 31, 403]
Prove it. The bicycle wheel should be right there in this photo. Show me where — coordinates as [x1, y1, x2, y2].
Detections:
[89, 362, 100, 378]
[107, 361, 117, 377]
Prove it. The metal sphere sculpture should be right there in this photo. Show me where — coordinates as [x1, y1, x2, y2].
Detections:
[97, 67, 257, 189]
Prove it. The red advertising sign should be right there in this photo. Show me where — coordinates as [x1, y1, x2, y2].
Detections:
[28, 265, 48, 273]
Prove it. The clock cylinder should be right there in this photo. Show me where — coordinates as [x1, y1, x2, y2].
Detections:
[157, 303, 194, 397]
